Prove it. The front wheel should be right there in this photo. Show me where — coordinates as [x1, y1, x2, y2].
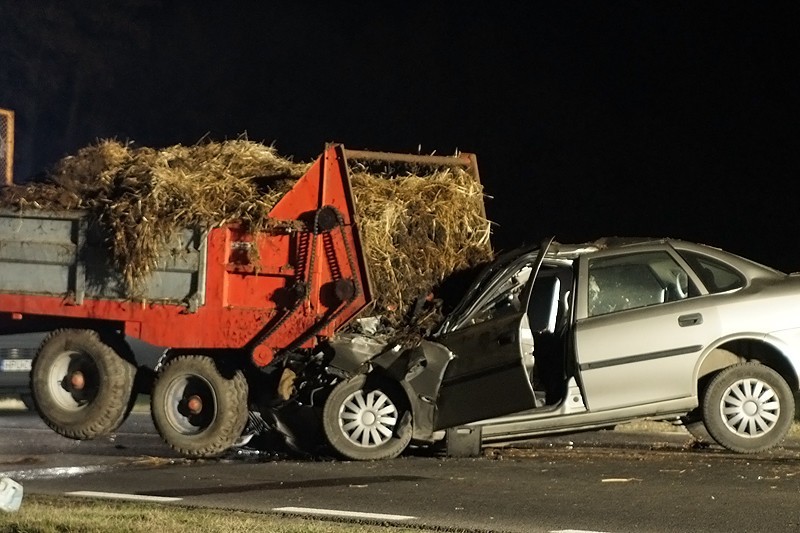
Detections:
[322, 375, 412, 460]
[702, 362, 794, 453]
[151, 355, 248, 458]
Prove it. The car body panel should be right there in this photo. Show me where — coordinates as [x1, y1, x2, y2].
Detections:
[434, 312, 537, 429]
[573, 301, 721, 411]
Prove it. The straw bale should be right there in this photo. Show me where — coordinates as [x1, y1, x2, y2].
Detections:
[349, 164, 492, 320]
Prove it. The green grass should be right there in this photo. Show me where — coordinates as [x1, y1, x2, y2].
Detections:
[0, 494, 438, 533]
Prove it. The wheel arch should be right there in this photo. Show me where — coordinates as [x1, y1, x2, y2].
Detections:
[696, 336, 800, 394]
[361, 366, 415, 412]
[367, 353, 439, 442]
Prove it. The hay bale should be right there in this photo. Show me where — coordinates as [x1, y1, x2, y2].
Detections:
[350, 165, 491, 319]
[0, 139, 493, 321]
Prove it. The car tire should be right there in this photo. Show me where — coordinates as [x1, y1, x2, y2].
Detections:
[322, 374, 412, 460]
[680, 412, 714, 444]
[701, 362, 794, 453]
[30, 329, 136, 439]
[151, 355, 248, 458]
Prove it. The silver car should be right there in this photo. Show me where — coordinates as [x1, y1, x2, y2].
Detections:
[320, 237, 800, 460]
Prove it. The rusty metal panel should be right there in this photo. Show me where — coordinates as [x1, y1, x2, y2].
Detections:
[0, 210, 206, 306]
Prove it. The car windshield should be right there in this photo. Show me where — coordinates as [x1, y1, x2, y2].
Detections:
[437, 245, 540, 334]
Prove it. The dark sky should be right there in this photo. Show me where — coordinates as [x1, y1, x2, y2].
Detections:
[2, 2, 799, 271]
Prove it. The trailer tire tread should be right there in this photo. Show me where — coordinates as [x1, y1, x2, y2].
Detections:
[31, 328, 136, 440]
[151, 355, 248, 458]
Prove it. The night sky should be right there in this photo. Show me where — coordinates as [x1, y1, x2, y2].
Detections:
[1, 2, 799, 271]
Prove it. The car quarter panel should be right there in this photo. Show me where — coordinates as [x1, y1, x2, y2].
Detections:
[761, 328, 800, 389]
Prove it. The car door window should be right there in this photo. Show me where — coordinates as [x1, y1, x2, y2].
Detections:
[461, 265, 532, 328]
[587, 251, 695, 317]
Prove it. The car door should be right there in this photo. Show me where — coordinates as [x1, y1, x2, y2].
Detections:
[432, 238, 553, 430]
[573, 244, 723, 412]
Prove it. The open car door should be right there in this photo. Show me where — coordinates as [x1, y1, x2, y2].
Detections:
[432, 237, 554, 430]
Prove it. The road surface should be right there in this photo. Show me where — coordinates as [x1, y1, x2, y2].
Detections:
[2, 401, 800, 532]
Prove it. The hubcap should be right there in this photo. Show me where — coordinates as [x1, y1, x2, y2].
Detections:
[720, 377, 780, 438]
[338, 389, 398, 448]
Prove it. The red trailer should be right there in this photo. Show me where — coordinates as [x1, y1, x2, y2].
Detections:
[0, 144, 483, 459]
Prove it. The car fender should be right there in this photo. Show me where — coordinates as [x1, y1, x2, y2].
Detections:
[326, 335, 454, 441]
[693, 331, 800, 392]
[368, 340, 454, 441]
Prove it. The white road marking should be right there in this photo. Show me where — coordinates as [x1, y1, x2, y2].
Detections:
[66, 491, 182, 503]
[550, 530, 610, 533]
[273, 506, 417, 521]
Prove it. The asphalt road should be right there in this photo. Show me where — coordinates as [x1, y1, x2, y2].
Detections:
[2, 403, 800, 533]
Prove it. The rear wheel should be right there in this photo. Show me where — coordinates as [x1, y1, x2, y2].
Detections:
[680, 412, 714, 444]
[30, 329, 136, 439]
[151, 355, 248, 458]
[702, 362, 794, 453]
[322, 375, 412, 460]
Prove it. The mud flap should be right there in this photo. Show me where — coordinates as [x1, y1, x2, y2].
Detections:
[445, 425, 482, 457]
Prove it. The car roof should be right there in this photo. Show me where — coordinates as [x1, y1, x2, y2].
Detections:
[547, 237, 670, 259]
[543, 237, 784, 277]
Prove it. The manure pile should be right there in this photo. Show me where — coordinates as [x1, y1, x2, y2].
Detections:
[0, 139, 493, 320]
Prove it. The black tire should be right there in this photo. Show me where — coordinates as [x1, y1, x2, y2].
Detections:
[680, 412, 715, 444]
[702, 362, 794, 453]
[30, 329, 136, 439]
[322, 374, 412, 460]
[151, 355, 248, 458]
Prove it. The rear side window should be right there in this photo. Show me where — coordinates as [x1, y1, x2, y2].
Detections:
[677, 250, 745, 293]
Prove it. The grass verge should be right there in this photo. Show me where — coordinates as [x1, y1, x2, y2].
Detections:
[0, 494, 435, 533]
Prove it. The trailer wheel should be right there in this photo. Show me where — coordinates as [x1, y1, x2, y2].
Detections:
[151, 355, 248, 458]
[30, 329, 136, 440]
[322, 375, 412, 460]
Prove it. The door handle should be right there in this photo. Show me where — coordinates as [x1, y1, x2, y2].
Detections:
[678, 313, 703, 327]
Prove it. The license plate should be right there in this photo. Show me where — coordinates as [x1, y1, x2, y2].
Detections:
[0, 359, 32, 372]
